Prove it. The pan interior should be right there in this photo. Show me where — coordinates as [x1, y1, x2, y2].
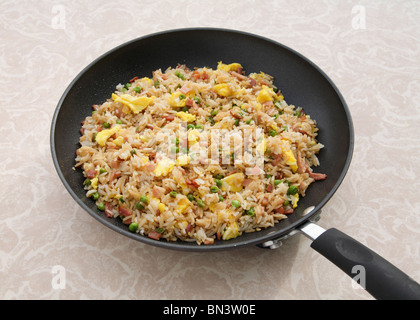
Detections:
[51, 28, 353, 251]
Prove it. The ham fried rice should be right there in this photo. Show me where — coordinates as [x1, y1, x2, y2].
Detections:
[75, 62, 327, 245]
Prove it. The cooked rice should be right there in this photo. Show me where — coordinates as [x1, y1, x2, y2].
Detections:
[75, 62, 326, 245]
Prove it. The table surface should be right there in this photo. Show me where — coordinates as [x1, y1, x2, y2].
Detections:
[1, 0, 419, 300]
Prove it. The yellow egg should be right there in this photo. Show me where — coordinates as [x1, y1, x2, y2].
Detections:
[176, 111, 196, 123]
[222, 222, 240, 240]
[257, 86, 277, 103]
[153, 158, 175, 177]
[217, 62, 242, 72]
[95, 126, 121, 147]
[213, 83, 235, 97]
[90, 177, 98, 190]
[112, 136, 125, 147]
[292, 193, 299, 209]
[176, 198, 191, 214]
[221, 173, 245, 192]
[176, 154, 190, 167]
[280, 140, 298, 173]
[111, 93, 154, 114]
[158, 202, 166, 213]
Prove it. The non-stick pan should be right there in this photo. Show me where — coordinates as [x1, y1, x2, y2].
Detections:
[50, 28, 420, 299]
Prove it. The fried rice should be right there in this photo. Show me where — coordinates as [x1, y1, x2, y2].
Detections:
[75, 62, 326, 245]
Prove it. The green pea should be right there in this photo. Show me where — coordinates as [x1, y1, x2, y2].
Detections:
[269, 129, 277, 137]
[83, 178, 91, 186]
[157, 227, 164, 233]
[287, 185, 299, 195]
[170, 191, 178, 198]
[215, 179, 222, 187]
[274, 179, 283, 186]
[103, 122, 110, 129]
[187, 194, 195, 202]
[130, 149, 137, 155]
[136, 202, 144, 210]
[211, 109, 218, 117]
[99, 168, 107, 174]
[97, 202, 105, 211]
[133, 86, 141, 93]
[129, 222, 138, 232]
[91, 192, 99, 201]
[116, 119, 123, 124]
[210, 186, 219, 193]
[195, 124, 204, 130]
[231, 200, 241, 208]
[196, 199, 205, 208]
[218, 194, 224, 202]
[140, 195, 149, 204]
[245, 207, 255, 216]
[187, 124, 195, 130]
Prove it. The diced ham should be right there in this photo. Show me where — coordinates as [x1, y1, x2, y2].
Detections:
[105, 203, 114, 218]
[204, 238, 215, 245]
[185, 98, 194, 107]
[297, 151, 306, 174]
[186, 223, 193, 234]
[180, 85, 191, 94]
[186, 179, 199, 189]
[129, 76, 139, 83]
[163, 114, 175, 121]
[309, 172, 327, 180]
[231, 71, 247, 81]
[118, 206, 132, 217]
[265, 184, 273, 193]
[242, 179, 252, 187]
[274, 207, 285, 214]
[152, 186, 165, 198]
[284, 208, 294, 215]
[86, 169, 97, 179]
[148, 231, 162, 240]
[249, 78, 257, 87]
[261, 197, 269, 206]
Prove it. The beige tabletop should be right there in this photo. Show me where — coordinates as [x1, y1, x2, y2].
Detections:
[1, 0, 419, 300]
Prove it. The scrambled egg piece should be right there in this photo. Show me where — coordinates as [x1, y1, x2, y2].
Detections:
[217, 62, 242, 72]
[154, 158, 175, 177]
[257, 86, 277, 103]
[291, 193, 299, 209]
[176, 154, 190, 167]
[112, 136, 125, 147]
[158, 202, 166, 213]
[95, 125, 121, 147]
[111, 93, 154, 114]
[222, 222, 240, 240]
[90, 177, 98, 190]
[281, 140, 298, 173]
[213, 83, 235, 97]
[176, 111, 196, 123]
[187, 129, 200, 145]
[221, 173, 245, 192]
[176, 198, 191, 214]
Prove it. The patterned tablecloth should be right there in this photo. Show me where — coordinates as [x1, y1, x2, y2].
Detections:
[1, 0, 419, 300]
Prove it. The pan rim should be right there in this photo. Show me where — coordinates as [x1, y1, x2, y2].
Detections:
[50, 27, 354, 251]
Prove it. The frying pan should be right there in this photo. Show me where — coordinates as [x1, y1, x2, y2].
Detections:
[50, 28, 420, 299]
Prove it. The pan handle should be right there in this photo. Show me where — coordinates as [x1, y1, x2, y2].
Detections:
[299, 222, 420, 300]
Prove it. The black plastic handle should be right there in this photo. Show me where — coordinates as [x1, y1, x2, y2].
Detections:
[311, 228, 420, 300]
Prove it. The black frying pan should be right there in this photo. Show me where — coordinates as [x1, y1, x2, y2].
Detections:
[50, 28, 420, 299]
